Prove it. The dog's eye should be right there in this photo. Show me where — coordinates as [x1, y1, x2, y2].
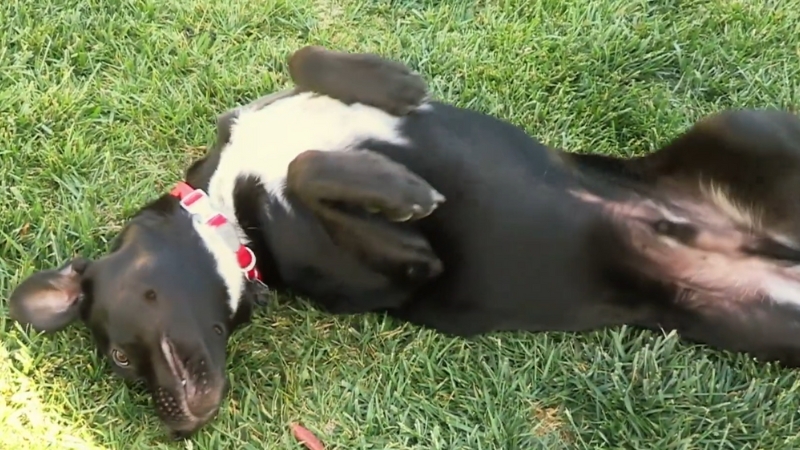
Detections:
[111, 348, 130, 367]
[212, 324, 225, 336]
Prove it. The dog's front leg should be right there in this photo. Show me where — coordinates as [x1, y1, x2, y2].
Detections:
[286, 45, 429, 116]
[217, 45, 428, 152]
[286, 149, 445, 284]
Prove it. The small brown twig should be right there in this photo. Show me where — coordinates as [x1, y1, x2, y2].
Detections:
[291, 423, 326, 450]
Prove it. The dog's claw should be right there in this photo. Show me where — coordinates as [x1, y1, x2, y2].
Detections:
[390, 211, 415, 222]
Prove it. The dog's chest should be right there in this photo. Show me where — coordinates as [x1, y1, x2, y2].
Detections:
[204, 92, 409, 241]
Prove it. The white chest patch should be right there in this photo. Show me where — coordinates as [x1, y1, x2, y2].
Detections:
[197, 92, 411, 314]
[188, 219, 248, 315]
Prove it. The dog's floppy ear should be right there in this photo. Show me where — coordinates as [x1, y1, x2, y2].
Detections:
[8, 257, 92, 333]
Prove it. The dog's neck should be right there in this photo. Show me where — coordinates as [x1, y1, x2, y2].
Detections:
[166, 182, 260, 315]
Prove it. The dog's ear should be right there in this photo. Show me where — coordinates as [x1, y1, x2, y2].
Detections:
[8, 257, 92, 333]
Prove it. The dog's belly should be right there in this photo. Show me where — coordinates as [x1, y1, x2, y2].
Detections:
[354, 103, 643, 335]
[571, 187, 800, 357]
[393, 187, 644, 336]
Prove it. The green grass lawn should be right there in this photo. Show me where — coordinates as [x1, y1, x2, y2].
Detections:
[2, 0, 800, 448]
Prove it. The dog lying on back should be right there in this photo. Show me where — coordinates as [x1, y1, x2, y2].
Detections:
[9, 46, 800, 438]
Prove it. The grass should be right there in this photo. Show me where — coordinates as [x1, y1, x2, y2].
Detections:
[2, 0, 800, 448]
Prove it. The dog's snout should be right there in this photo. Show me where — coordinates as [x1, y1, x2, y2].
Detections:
[160, 336, 188, 384]
[184, 377, 224, 420]
[156, 335, 226, 429]
[183, 355, 225, 419]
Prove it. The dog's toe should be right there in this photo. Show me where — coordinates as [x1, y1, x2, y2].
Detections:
[387, 210, 416, 222]
[391, 185, 445, 221]
[405, 257, 444, 282]
[417, 188, 446, 218]
[383, 74, 427, 115]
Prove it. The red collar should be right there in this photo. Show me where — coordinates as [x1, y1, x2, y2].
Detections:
[169, 181, 262, 282]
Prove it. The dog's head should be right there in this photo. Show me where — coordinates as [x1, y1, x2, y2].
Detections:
[7, 194, 259, 438]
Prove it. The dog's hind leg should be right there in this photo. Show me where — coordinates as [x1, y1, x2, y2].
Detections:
[286, 148, 445, 284]
[286, 45, 429, 116]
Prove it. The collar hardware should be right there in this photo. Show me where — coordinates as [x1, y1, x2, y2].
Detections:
[169, 181, 262, 282]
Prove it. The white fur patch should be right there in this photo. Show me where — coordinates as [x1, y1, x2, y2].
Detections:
[199, 92, 410, 314]
[701, 181, 762, 231]
[763, 275, 800, 308]
[189, 219, 247, 316]
[762, 268, 800, 307]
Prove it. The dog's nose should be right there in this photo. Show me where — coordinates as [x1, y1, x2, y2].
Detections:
[183, 369, 225, 420]
[160, 336, 224, 420]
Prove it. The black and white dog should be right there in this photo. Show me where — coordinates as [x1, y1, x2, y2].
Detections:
[10, 46, 800, 438]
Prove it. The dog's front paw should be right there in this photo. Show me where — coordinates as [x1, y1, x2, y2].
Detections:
[349, 53, 428, 115]
[364, 169, 446, 222]
[288, 46, 429, 116]
[288, 149, 445, 223]
[380, 186, 445, 222]
[404, 255, 444, 283]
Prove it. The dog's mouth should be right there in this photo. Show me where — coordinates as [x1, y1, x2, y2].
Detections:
[157, 336, 222, 438]
[161, 337, 192, 391]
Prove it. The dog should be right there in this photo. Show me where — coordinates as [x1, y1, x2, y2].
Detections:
[9, 45, 800, 438]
